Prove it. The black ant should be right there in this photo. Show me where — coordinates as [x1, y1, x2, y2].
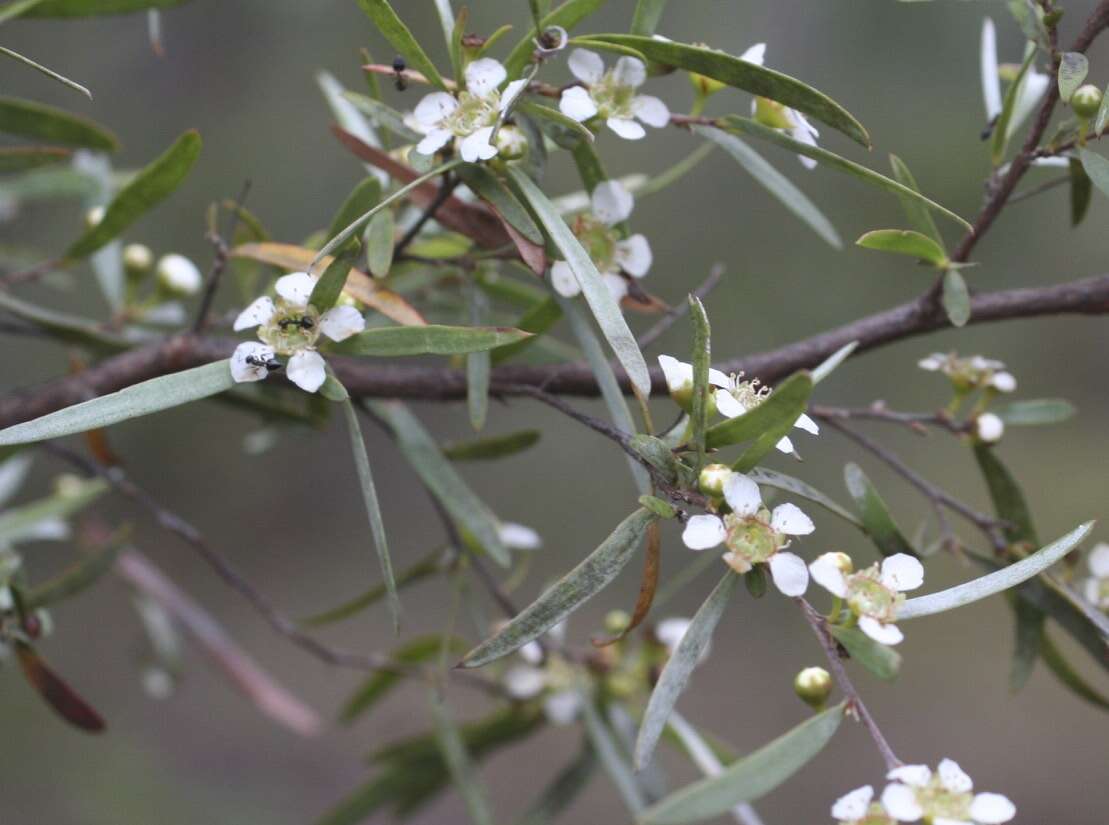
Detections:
[278, 316, 314, 331]
[393, 56, 407, 92]
[245, 354, 283, 371]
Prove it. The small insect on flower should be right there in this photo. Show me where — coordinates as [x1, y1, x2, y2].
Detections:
[392, 55, 407, 91]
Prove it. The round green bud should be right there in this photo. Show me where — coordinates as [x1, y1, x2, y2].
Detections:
[84, 205, 106, 229]
[494, 125, 529, 162]
[698, 463, 733, 498]
[753, 97, 794, 130]
[123, 243, 154, 278]
[604, 609, 631, 635]
[793, 666, 833, 709]
[1071, 84, 1103, 119]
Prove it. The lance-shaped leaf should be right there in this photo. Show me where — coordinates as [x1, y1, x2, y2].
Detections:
[1079, 148, 1109, 198]
[942, 269, 971, 327]
[443, 429, 541, 461]
[0, 145, 70, 172]
[705, 371, 811, 451]
[461, 508, 656, 667]
[456, 164, 543, 244]
[354, 0, 448, 91]
[811, 340, 858, 385]
[0, 47, 91, 98]
[587, 35, 869, 147]
[828, 624, 901, 681]
[0, 0, 49, 23]
[1057, 52, 1088, 102]
[641, 703, 846, 824]
[581, 696, 648, 814]
[504, 0, 609, 78]
[1069, 156, 1092, 226]
[0, 289, 128, 352]
[716, 116, 970, 230]
[21, 0, 191, 16]
[694, 126, 840, 248]
[688, 295, 712, 470]
[635, 570, 738, 770]
[486, 296, 562, 362]
[0, 96, 116, 150]
[66, 130, 201, 259]
[341, 636, 463, 722]
[0, 477, 106, 543]
[631, 0, 667, 35]
[518, 100, 597, 144]
[430, 690, 497, 825]
[889, 154, 944, 249]
[327, 176, 384, 243]
[369, 401, 509, 567]
[1040, 632, 1109, 712]
[467, 281, 491, 431]
[0, 360, 234, 446]
[307, 250, 356, 315]
[366, 209, 395, 278]
[334, 324, 531, 357]
[16, 643, 105, 732]
[997, 399, 1076, 427]
[339, 396, 398, 632]
[1095, 83, 1109, 135]
[342, 91, 421, 144]
[844, 462, 918, 558]
[748, 467, 861, 528]
[856, 229, 948, 268]
[509, 166, 651, 397]
[898, 522, 1094, 621]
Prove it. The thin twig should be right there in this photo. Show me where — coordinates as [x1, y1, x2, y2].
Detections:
[637, 264, 725, 351]
[193, 180, 252, 332]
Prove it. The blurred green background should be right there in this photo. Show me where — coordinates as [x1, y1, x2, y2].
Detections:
[2, 1, 1108, 823]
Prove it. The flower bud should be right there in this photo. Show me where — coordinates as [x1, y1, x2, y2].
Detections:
[123, 243, 154, 278]
[604, 609, 631, 636]
[975, 412, 1005, 444]
[54, 474, 87, 499]
[156, 253, 203, 296]
[698, 463, 733, 498]
[688, 71, 726, 98]
[1071, 84, 1103, 119]
[494, 124, 529, 162]
[84, 205, 106, 229]
[753, 97, 795, 130]
[794, 666, 833, 710]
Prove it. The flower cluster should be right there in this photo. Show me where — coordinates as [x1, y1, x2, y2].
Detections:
[231, 271, 365, 393]
[559, 49, 670, 140]
[917, 353, 1016, 394]
[810, 552, 924, 645]
[550, 180, 652, 303]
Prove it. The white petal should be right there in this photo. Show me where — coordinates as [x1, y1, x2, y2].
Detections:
[413, 91, 458, 127]
[918, 354, 945, 371]
[591, 179, 635, 225]
[459, 126, 498, 162]
[981, 19, 1001, 120]
[708, 368, 731, 388]
[809, 555, 848, 598]
[794, 413, 820, 435]
[500, 78, 529, 111]
[559, 85, 599, 122]
[880, 554, 925, 592]
[969, 793, 1016, 824]
[504, 665, 546, 698]
[655, 617, 693, 654]
[723, 472, 762, 516]
[770, 502, 814, 536]
[607, 117, 646, 140]
[274, 271, 317, 308]
[230, 342, 274, 383]
[568, 48, 605, 84]
[881, 783, 924, 821]
[0, 455, 31, 508]
[933, 819, 972, 825]
[499, 522, 541, 550]
[464, 57, 507, 97]
[859, 616, 904, 646]
[319, 305, 365, 342]
[603, 272, 629, 302]
[519, 640, 543, 665]
[233, 296, 276, 331]
[715, 389, 746, 419]
[550, 260, 581, 297]
[989, 371, 1016, 392]
[615, 235, 652, 277]
[775, 435, 795, 454]
[887, 765, 932, 787]
[633, 95, 670, 128]
[286, 350, 327, 393]
[831, 785, 873, 821]
[1089, 543, 1109, 577]
[739, 43, 766, 66]
[768, 552, 809, 596]
[416, 129, 453, 156]
[613, 56, 647, 88]
[1010, 70, 1049, 136]
[543, 690, 581, 725]
[682, 514, 726, 551]
[790, 119, 819, 168]
[975, 413, 1004, 444]
[938, 758, 973, 793]
[658, 354, 692, 392]
[546, 619, 567, 644]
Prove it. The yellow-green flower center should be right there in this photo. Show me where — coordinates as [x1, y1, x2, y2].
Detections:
[442, 90, 500, 136]
[590, 72, 637, 120]
[572, 214, 619, 271]
[845, 567, 901, 623]
[258, 301, 321, 356]
[723, 509, 781, 564]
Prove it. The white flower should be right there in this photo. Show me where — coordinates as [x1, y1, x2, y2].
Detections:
[741, 43, 819, 169]
[810, 552, 923, 646]
[156, 253, 203, 296]
[918, 352, 1016, 393]
[881, 759, 1015, 824]
[231, 271, 366, 393]
[713, 370, 819, 456]
[1083, 542, 1109, 610]
[681, 472, 814, 596]
[408, 59, 529, 162]
[502, 622, 580, 725]
[832, 785, 898, 825]
[550, 180, 653, 302]
[974, 412, 1004, 444]
[559, 49, 670, 140]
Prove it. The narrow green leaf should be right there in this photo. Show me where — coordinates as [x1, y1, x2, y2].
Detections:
[432, 0, 454, 56]
[335, 324, 531, 357]
[748, 468, 862, 528]
[941, 269, 971, 327]
[448, 4, 467, 85]
[430, 690, 497, 825]
[301, 550, 443, 627]
[1069, 157, 1092, 227]
[456, 164, 543, 244]
[992, 48, 1035, 165]
[354, 0, 448, 90]
[0, 478, 106, 544]
[504, 0, 608, 78]
[513, 744, 596, 825]
[717, 116, 970, 230]
[21, 0, 191, 17]
[889, 154, 944, 249]
[0, 0, 50, 24]
[0, 361, 233, 446]
[340, 635, 456, 722]
[23, 536, 124, 609]
[581, 697, 647, 814]
[997, 399, 1076, 427]
[369, 401, 509, 567]
[1057, 52, 1088, 102]
[343, 91, 421, 143]
[490, 296, 562, 365]
[811, 340, 858, 385]
[467, 282, 491, 431]
[0, 47, 91, 98]
[641, 703, 846, 824]
[898, 522, 1094, 620]
[856, 229, 947, 267]
[0, 96, 116, 150]
[844, 462, 918, 558]
[66, 130, 201, 259]
[339, 396, 398, 633]
[366, 209, 395, 278]
[828, 624, 901, 680]
[442, 430, 541, 461]
[1006, 0, 1050, 51]
[972, 444, 1038, 545]
[588, 36, 869, 147]
[694, 125, 841, 248]
[1040, 631, 1109, 711]
[0, 289, 128, 352]
[1009, 596, 1044, 693]
[509, 166, 650, 397]
[327, 177, 383, 244]
[704, 371, 811, 451]
[1078, 148, 1109, 198]
[0, 145, 71, 173]
[630, 0, 667, 35]
[308, 250, 356, 314]
[460, 508, 656, 667]
[688, 295, 711, 471]
[635, 570, 737, 770]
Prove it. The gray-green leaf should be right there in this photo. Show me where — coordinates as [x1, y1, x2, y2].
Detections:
[844, 462, 918, 558]
[0, 96, 116, 150]
[335, 324, 531, 357]
[856, 229, 947, 267]
[942, 268, 971, 328]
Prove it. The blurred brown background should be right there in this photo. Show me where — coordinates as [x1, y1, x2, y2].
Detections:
[1, 1, 1107, 823]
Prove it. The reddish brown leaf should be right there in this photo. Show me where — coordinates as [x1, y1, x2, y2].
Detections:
[494, 208, 547, 275]
[592, 520, 661, 647]
[16, 643, 105, 733]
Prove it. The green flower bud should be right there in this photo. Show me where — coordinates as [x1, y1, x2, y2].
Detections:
[604, 609, 631, 636]
[493, 124, 529, 162]
[123, 243, 154, 279]
[698, 463, 733, 498]
[1072, 84, 1103, 119]
[753, 97, 795, 130]
[688, 71, 726, 98]
[793, 666, 833, 710]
